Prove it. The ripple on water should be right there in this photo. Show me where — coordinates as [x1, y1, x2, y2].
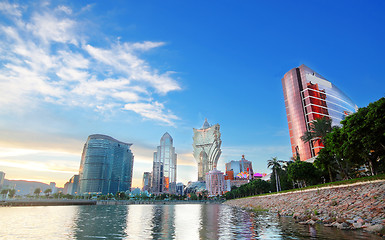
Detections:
[0, 204, 382, 240]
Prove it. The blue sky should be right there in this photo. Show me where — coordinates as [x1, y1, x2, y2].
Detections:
[0, 0, 384, 187]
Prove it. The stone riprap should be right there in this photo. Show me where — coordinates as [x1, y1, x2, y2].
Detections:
[224, 180, 385, 236]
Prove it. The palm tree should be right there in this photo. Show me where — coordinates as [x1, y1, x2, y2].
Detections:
[301, 117, 332, 145]
[267, 157, 284, 192]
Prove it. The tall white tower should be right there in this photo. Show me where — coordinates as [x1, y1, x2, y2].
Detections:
[152, 132, 177, 194]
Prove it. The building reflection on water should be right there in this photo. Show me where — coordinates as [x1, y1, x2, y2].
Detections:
[66, 204, 382, 240]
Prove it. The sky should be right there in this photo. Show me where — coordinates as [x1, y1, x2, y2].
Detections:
[0, 0, 384, 188]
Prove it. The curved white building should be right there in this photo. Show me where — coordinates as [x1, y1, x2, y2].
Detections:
[193, 119, 222, 181]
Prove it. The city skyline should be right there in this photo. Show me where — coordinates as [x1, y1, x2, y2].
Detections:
[0, 1, 384, 187]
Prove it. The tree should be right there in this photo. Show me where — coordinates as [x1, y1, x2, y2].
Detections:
[341, 97, 385, 175]
[301, 117, 332, 145]
[1, 189, 9, 198]
[34, 188, 41, 197]
[44, 188, 52, 197]
[190, 192, 198, 200]
[287, 160, 319, 187]
[8, 189, 16, 198]
[267, 157, 284, 192]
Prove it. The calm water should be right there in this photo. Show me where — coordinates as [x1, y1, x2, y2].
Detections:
[0, 204, 380, 240]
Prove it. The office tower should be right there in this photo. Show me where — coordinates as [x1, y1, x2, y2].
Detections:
[282, 65, 357, 162]
[176, 182, 184, 196]
[193, 119, 222, 181]
[142, 172, 152, 192]
[79, 134, 134, 195]
[205, 168, 225, 196]
[225, 155, 254, 179]
[65, 175, 79, 195]
[152, 132, 177, 194]
[0, 171, 5, 188]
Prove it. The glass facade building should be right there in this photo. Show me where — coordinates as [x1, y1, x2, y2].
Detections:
[225, 155, 254, 179]
[152, 132, 177, 194]
[142, 172, 152, 192]
[193, 119, 222, 181]
[79, 134, 134, 195]
[282, 65, 358, 162]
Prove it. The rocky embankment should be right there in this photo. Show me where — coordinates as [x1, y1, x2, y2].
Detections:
[225, 180, 385, 236]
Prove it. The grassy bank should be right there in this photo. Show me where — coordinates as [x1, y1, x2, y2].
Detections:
[242, 174, 385, 199]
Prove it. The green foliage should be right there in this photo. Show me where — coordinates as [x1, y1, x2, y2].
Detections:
[34, 188, 41, 197]
[8, 189, 16, 198]
[224, 179, 270, 199]
[190, 192, 198, 200]
[267, 157, 284, 192]
[300, 117, 332, 145]
[316, 97, 385, 178]
[287, 160, 320, 187]
[1, 189, 9, 195]
[44, 188, 52, 197]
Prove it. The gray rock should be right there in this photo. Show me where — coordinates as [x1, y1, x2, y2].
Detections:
[352, 222, 362, 229]
[365, 224, 385, 234]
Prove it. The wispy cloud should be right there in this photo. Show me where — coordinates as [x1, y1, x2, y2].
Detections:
[0, 1, 181, 125]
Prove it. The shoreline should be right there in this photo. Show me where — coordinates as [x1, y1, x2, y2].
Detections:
[0, 199, 97, 207]
[0, 199, 223, 207]
[224, 180, 385, 236]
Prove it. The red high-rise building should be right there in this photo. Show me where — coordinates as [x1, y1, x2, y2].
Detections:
[282, 65, 357, 162]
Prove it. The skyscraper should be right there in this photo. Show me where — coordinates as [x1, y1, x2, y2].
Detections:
[282, 65, 357, 162]
[152, 132, 177, 194]
[64, 175, 79, 195]
[0, 171, 5, 189]
[193, 119, 222, 181]
[142, 172, 152, 192]
[78, 134, 134, 195]
[225, 155, 254, 179]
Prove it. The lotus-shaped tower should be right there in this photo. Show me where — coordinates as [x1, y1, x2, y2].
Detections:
[193, 119, 222, 181]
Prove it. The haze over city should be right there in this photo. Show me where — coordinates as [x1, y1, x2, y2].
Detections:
[0, 0, 384, 188]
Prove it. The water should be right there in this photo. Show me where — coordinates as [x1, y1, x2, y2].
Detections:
[0, 204, 380, 240]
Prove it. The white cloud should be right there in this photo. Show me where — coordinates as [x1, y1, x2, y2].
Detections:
[124, 102, 179, 126]
[0, 1, 181, 125]
[0, 2, 22, 17]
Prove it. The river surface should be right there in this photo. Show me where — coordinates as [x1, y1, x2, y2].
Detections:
[0, 204, 381, 240]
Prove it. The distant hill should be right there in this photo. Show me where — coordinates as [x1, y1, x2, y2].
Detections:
[3, 179, 50, 195]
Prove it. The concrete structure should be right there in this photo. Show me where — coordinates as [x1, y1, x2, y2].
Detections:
[142, 172, 151, 192]
[282, 65, 357, 162]
[205, 168, 225, 197]
[193, 119, 222, 181]
[152, 133, 177, 194]
[79, 134, 134, 195]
